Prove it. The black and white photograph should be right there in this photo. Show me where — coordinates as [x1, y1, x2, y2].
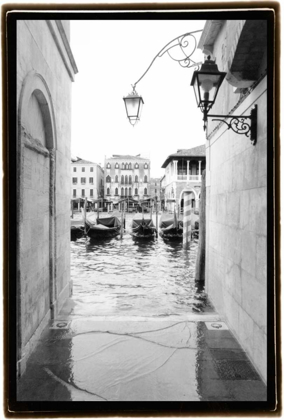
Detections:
[5, 3, 278, 414]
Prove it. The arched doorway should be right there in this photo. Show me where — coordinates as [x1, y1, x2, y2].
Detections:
[17, 71, 57, 374]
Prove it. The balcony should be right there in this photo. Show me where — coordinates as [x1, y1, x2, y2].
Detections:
[177, 174, 201, 181]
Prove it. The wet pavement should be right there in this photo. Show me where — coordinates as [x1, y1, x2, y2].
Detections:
[17, 300, 267, 402]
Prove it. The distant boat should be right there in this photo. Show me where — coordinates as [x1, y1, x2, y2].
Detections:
[84, 211, 123, 239]
[131, 215, 157, 239]
[159, 211, 183, 240]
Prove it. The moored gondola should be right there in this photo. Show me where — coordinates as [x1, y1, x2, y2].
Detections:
[159, 211, 183, 240]
[84, 212, 122, 239]
[131, 215, 157, 239]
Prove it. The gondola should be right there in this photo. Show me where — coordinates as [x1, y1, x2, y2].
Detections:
[159, 212, 183, 240]
[70, 219, 85, 240]
[71, 225, 85, 240]
[131, 215, 157, 239]
[84, 212, 122, 239]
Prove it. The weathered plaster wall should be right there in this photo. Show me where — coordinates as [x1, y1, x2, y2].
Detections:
[17, 20, 76, 374]
[204, 21, 267, 382]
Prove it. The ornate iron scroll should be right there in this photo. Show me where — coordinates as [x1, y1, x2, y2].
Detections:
[208, 105, 258, 145]
[133, 30, 203, 90]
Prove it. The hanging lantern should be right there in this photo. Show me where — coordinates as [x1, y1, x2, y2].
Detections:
[123, 87, 144, 126]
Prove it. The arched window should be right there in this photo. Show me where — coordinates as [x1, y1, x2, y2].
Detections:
[135, 175, 138, 183]
[135, 188, 138, 195]
[121, 187, 124, 197]
[115, 175, 118, 182]
[106, 175, 111, 183]
[144, 175, 147, 183]
[125, 188, 128, 197]
[107, 188, 110, 195]
[129, 163, 132, 169]
[135, 163, 139, 169]
[144, 163, 148, 169]
[122, 163, 125, 170]
[115, 188, 118, 195]
[121, 175, 124, 184]
[129, 175, 132, 184]
[107, 163, 111, 169]
[125, 175, 128, 184]
[144, 188, 147, 195]
[125, 163, 128, 170]
[129, 187, 132, 196]
[115, 162, 119, 169]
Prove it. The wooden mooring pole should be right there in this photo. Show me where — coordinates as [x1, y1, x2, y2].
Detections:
[156, 197, 159, 238]
[120, 207, 124, 239]
[84, 197, 87, 235]
[183, 192, 191, 249]
[195, 170, 206, 280]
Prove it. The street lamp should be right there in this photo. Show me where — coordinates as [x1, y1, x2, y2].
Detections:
[123, 87, 144, 126]
[123, 32, 257, 144]
[123, 30, 203, 127]
[190, 56, 226, 120]
[190, 56, 257, 144]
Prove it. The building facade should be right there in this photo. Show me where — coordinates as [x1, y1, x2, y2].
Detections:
[150, 178, 162, 199]
[161, 145, 206, 215]
[71, 158, 104, 208]
[16, 20, 77, 375]
[199, 20, 268, 381]
[104, 155, 150, 208]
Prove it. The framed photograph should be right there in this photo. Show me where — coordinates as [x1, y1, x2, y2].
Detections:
[4, 2, 279, 415]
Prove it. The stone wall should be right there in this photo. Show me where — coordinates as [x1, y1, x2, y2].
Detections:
[17, 20, 77, 375]
[205, 23, 267, 382]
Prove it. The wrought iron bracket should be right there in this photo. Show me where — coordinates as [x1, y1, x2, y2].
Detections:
[132, 29, 203, 90]
[207, 105, 257, 145]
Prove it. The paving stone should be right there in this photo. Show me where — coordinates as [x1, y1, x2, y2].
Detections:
[223, 380, 267, 401]
[212, 359, 261, 380]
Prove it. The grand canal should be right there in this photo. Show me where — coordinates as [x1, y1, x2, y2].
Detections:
[70, 212, 211, 317]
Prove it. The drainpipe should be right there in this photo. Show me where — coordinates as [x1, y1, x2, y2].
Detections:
[49, 149, 56, 318]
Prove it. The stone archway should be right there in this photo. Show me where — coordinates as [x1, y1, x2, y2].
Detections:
[17, 71, 57, 375]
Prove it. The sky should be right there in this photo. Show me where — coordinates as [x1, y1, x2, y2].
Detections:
[70, 18, 207, 178]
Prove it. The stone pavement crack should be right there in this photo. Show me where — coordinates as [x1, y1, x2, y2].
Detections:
[44, 367, 108, 401]
[70, 329, 194, 350]
[103, 348, 179, 392]
[70, 320, 188, 338]
[73, 336, 130, 362]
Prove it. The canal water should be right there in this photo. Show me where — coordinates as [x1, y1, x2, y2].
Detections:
[70, 212, 211, 317]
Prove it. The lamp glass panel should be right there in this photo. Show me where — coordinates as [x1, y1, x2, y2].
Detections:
[124, 97, 140, 118]
[137, 100, 143, 119]
[198, 73, 223, 103]
[192, 76, 201, 107]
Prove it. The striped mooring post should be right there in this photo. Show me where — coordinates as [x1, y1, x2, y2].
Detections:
[183, 192, 192, 248]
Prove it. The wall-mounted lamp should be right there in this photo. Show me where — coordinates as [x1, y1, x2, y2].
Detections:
[190, 56, 257, 145]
